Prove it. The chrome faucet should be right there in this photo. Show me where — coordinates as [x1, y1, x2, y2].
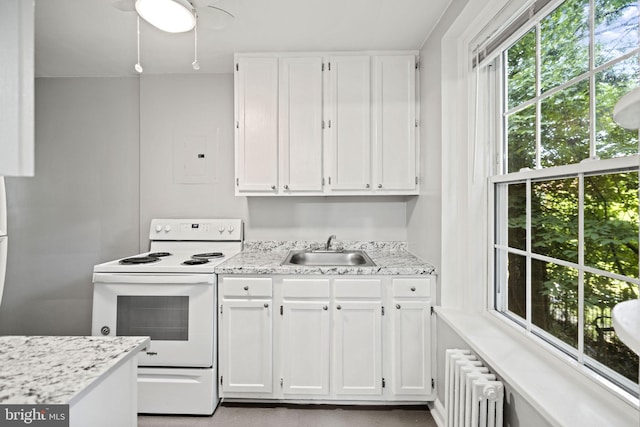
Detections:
[325, 234, 337, 251]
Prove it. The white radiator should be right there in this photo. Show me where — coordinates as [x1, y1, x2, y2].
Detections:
[444, 349, 504, 427]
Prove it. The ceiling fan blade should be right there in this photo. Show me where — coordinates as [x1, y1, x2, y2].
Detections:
[112, 0, 135, 12]
[198, 5, 234, 30]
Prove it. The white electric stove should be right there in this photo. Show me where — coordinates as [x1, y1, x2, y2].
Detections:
[91, 218, 243, 415]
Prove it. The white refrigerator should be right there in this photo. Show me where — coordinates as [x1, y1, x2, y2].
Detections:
[0, 177, 7, 306]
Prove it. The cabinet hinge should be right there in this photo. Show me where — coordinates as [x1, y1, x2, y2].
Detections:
[220, 376, 224, 385]
[236, 120, 239, 129]
[220, 304, 223, 314]
[415, 59, 420, 70]
[322, 177, 325, 186]
[415, 120, 419, 127]
[328, 177, 332, 185]
[322, 120, 325, 129]
[328, 120, 331, 128]
[431, 378, 435, 389]
[280, 378, 284, 388]
[328, 62, 331, 71]
[236, 63, 239, 71]
[382, 378, 386, 388]
[431, 306, 434, 315]
[236, 178, 239, 187]
[280, 305, 283, 316]
[415, 176, 419, 185]
[381, 306, 385, 316]
[322, 63, 325, 71]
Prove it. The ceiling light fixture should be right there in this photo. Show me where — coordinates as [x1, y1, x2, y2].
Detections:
[192, 12, 200, 70]
[135, 0, 196, 33]
[135, 16, 143, 73]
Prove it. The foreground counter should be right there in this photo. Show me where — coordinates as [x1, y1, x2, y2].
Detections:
[0, 335, 149, 427]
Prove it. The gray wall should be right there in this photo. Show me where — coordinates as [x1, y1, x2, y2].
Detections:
[0, 73, 411, 334]
[138, 73, 409, 248]
[0, 77, 140, 335]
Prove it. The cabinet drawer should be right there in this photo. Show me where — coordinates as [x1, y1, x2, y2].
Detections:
[392, 278, 430, 297]
[333, 279, 381, 298]
[222, 277, 272, 297]
[283, 279, 330, 298]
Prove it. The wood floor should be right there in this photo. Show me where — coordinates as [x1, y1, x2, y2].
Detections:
[138, 403, 437, 427]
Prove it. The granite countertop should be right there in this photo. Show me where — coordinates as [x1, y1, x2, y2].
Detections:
[214, 241, 436, 275]
[0, 335, 149, 405]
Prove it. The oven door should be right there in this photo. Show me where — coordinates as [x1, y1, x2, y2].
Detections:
[91, 273, 214, 367]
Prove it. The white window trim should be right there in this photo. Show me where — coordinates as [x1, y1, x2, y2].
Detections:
[440, 0, 640, 422]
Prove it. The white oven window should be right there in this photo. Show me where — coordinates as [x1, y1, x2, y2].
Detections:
[117, 296, 189, 341]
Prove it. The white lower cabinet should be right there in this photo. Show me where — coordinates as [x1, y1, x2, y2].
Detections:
[218, 275, 435, 403]
[281, 278, 331, 396]
[219, 277, 273, 395]
[390, 279, 432, 397]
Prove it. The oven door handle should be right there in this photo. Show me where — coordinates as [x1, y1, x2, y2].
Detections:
[92, 273, 214, 285]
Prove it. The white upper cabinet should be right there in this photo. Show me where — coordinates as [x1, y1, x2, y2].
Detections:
[0, 0, 34, 177]
[325, 56, 371, 192]
[278, 57, 324, 193]
[234, 52, 419, 196]
[373, 55, 417, 192]
[235, 57, 279, 193]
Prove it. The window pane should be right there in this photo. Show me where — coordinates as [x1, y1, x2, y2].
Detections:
[584, 172, 639, 279]
[508, 183, 527, 251]
[531, 178, 579, 262]
[508, 252, 527, 319]
[507, 29, 537, 109]
[540, 0, 590, 93]
[595, 0, 639, 67]
[507, 105, 536, 172]
[596, 56, 640, 159]
[584, 273, 639, 383]
[532, 259, 578, 348]
[541, 80, 590, 167]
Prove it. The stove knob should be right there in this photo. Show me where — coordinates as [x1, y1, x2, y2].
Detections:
[164, 225, 172, 232]
[218, 226, 225, 234]
[155, 224, 163, 233]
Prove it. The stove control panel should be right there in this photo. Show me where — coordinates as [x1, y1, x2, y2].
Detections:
[149, 219, 243, 241]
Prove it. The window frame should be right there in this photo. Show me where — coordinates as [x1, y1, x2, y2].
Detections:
[485, 0, 640, 396]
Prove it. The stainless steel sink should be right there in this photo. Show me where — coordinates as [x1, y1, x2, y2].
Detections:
[281, 249, 376, 267]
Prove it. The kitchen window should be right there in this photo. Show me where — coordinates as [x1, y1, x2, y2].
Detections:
[487, 0, 640, 395]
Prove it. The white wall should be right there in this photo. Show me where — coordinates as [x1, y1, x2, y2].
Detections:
[139, 73, 409, 247]
[0, 77, 140, 335]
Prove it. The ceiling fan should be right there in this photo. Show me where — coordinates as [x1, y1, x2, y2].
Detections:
[112, 0, 235, 31]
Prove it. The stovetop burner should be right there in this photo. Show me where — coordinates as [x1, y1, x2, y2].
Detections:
[119, 256, 160, 265]
[191, 252, 225, 260]
[148, 252, 172, 257]
[182, 259, 210, 265]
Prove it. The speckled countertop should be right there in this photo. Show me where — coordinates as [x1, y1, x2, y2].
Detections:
[214, 241, 436, 275]
[0, 335, 149, 405]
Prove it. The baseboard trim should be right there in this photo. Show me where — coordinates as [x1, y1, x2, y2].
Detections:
[428, 398, 445, 427]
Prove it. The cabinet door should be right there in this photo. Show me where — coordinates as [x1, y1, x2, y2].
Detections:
[0, 0, 34, 177]
[333, 300, 382, 395]
[235, 57, 279, 193]
[373, 55, 417, 191]
[220, 299, 272, 393]
[391, 300, 431, 396]
[281, 300, 330, 395]
[279, 57, 324, 193]
[326, 56, 371, 192]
